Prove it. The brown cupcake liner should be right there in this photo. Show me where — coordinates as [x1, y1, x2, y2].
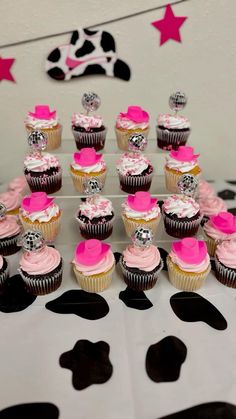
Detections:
[0, 259, 9, 290]
[164, 167, 201, 193]
[122, 214, 161, 237]
[163, 212, 202, 238]
[115, 127, 150, 151]
[73, 264, 114, 293]
[156, 126, 190, 151]
[19, 213, 62, 242]
[26, 124, 62, 151]
[120, 258, 163, 291]
[72, 127, 107, 151]
[215, 256, 236, 288]
[25, 170, 62, 194]
[19, 260, 63, 295]
[76, 217, 114, 240]
[118, 172, 153, 194]
[167, 256, 211, 291]
[70, 169, 107, 193]
[0, 234, 21, 256]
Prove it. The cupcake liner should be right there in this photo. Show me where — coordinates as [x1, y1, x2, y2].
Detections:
[120, 258, 163, 291]
[76, 217, 114, 240]
[163, 212, 202, 238]
[7, 208, 20, 216]
[0, 233, 21, 256]
[0, 259, 9, 290]
[204, 233, 218, 257]
[215, 256, 236, 288]
[73, 264, 114, 293]
[164, 167, 201, 194]
[167, 256, 211, 291]
[70, 169, 107, 193]
[156, 126, 190, 151]
[122, 214, 161, 237]
[26, 124, 62, 150]
[118, 172, 153, 194]
[19, 212, 62, 242]
[19, 260, 63, 295]
[115, 127, 150, 151]
[72, 128, 107, 151]
[25, 170, 62, 194]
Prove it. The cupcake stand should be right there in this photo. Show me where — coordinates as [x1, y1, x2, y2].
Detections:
[0, 134, 236, 419]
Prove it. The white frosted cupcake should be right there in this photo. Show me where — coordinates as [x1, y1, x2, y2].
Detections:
[117, 152, 153, 194]
[157, 113, 190, 150]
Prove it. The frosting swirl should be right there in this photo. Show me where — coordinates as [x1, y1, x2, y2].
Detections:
[197, 179, 215, 199]
[117, 153, 153, 176]
[71, 157, 106, 173]
[24, 153, 60, 172]
[122, 201, 160, 221]
[25, 114, 58, 129]
[0, 215, 21, 238]
[72, 113, 104, 130]
[204, 220, 236, 241]
[8, 177, 27, 194]
[158, 113, 190, 129]
[123, 244, 161, 272]
[78, 196, 113, 220]
[73, 249, 114, 276]
[166, 155, 198, 173]
[169, 250, 210, 273]
[216, 240, 236, 269]
[20, 246, 61, 275]
[163, 195, 200, 218]
[116, 115, 149, 130]
[199, 197, 227, 217]
[0, 191, 22, 211]
[20, 203, 60, 222]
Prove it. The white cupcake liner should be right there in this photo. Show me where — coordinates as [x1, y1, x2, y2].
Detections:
[73, 264, 114, 293]
[19, 213, 62, 242]
[164, 167, 201, 193]
[25, 170, 62, 194]
[26, 124, 62, 151]
[0, 259, 9, 289]
[0, 233, 21, 256]
[115, 127, 150, 151]
[167, 256, 211, 291]
[76, 217, 114, 240]
[215, 256, 236, 288]
[156, 126, 190, 150]
[122, 214, 161, 237]
[19, 261, 63, 295]
[70, 169, 107, 193]
[120, 258, 163, 291]
[118, 171, 153, 193]
[163, 212, 202, 238]
[72, 127, 107, 150]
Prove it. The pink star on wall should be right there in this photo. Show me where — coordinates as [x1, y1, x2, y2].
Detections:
[0, 56, 15, 82]
[151, 4, 187, 46]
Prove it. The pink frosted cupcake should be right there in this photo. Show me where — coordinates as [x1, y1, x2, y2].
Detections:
[0, 204, 21, 256]
[203, 212, 236, 256]
[199, 196, 227, 224]
[0, 255, 9, 291]
[0, 191, 22, 215]
[8, 176, 28, 195]
[122, 191, 161, 237]
[215, 240, 236, 288]
[165, 146, 201, 193]
[115, 106, 150, 150]
[25, 105, 62, 150]
[167, 238, 211, 291]
[72, 239, 115, 292]
[117, 152, 153, 194]
[197, 179, 215, 199]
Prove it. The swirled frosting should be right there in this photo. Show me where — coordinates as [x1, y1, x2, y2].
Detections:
[163, 195, 200, 218]
[0, 215, 21, 238]
[73, 249, 114, 276]
[71, 157, 106, 173]
[20, 203, 60, 222]
[78, 195, 113, 220]
[0, 255, 4, 270]
[216, 240, 236, 269]
[197, 179, 215, 199]
[166, 155, 198, 173]
[199, 197, 227, 217]
[123, 244, 161, 272]
[24, 153, 60, 172]
[158, 114, 190, 129]
[25, 114, 58, 129]
[122, 201, 160, 221]
[20, 246, 61, 275]
[72, 113, 104, 130]
[0, 191, 22, 211]
[204, 220, 236, 241]
[169, 250, 210, 273]
[117, 153, 152, 176]
[116, 115, 149, 130]
[8, 177, 27, 194]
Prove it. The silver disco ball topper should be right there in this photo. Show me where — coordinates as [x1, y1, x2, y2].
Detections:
[0, 203, 7, 221]
[169, 91, 187, 112]
[28, 130, 48, 151]
[177, 174, 198, 197]
[128, 133, 147, 152]
[19, 230, 45, 252]
[82, 92, 101, 112]
[84, 177, 102, 195]
[132, 227, 153, 248]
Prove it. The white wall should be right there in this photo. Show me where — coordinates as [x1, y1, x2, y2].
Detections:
[0, 0, 235, 181]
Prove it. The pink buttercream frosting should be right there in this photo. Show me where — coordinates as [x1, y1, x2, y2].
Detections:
[204, 216, 236, 241]
[169, 249, 210, 273]
[117, 152, 153, 176]
[197, 179, 215, 199]
[0, 191, 21, 211]
[116, 106, 149, 130]
[73, 249, 114, 276]
[216, 240, 236, 269]
[72, 113, 104, 130]
[123, 244, 161, 272]
[20, 246, 61, 275]
[0, 255, 3, 270]
[24, 152, 60, 172]
[0, 215, 21, 239]
[199, 197, 227, 217]
[8, 177, 27, 194]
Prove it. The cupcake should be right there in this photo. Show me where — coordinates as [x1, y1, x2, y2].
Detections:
[197, 179, 215, 199]
[167, 238, 211, 291]
[122, 191, 161, 237]
[19, 192, 61, 242]
[0, 204, 21, 256]
[120, 227, 163, 291]
[70, 148, 107, 193]
[165, 146, 201, 193]
[215, 240, 236, 288]
[25, 105, 62, 150]
[0, 255, 9, 291]
[198, 196, 227, 224]
[72, 93, 106, 151]
[203, 212, 236, 256]
[115, 106, 150, 150]
[0, 191, 22, 215]
[76, 195, 114, 240]
[162, 195, 202, 238]
[8, 176, 28, 195]
[116, 152, 153, 194]
[72, 239, 115, 292]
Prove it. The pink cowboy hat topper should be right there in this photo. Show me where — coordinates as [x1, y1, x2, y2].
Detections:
[74, 148, 102, 167]
[127, 191, 157, 212]
[170, 146, 200, 162]
[75, 239, 110, 266]
[29, 105, 56, 120]
[210, 212, 236, 234]
[120, 106, 149, 123]
[21, 192, 54, 213]
[172, 237, 207, 264]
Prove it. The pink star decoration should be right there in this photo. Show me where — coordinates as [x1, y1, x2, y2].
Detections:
[151, 4, 187, 46]
[0, 56, 15, 82]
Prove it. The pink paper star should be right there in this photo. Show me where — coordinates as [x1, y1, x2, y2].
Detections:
[152, 4, 187, 46]
[0, 56, 15, 82]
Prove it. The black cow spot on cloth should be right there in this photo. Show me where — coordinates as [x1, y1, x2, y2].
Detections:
[119, 287, 153, 310]
[60, 340, 113, 390]
[113, 59, 131, 81]
[159, 401, 236, 418]
[0, 402, 59, 418]
[229, 208, 236, 215]
[114, 252, 122, 264]
[45, 290, 109, 320]
[226, 180, 236, 185]
[217, 189, 236, 200]
[82, 64, 106, 76]
[100, 31, 116, 52]
[158, 247, 168, 271]
[75, 40, 95, 58]
[84, 28, 98, 36]
[47, 48, 61, 63]
[170, 292, 227, 330]
[47, 67, 65, 80]
[146, 336, 187, 383]
[70, 30, 79, 45]
[0, 275, 36, 313]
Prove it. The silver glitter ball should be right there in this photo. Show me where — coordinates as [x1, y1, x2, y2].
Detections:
[132, 227, 153, 248]
[84, 177, 102, 195]
[82, 92, 101, 112]
[128, 133, 148, 152]
[19, 230, 45, 252]
[169, 91, 187, 112]
[0, 203, 7, 220]
[28, 130, 48, 150]
[177, 174, 199, 197]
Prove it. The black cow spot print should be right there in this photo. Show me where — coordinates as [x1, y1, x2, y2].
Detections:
[159, 401, 236, 418]
[75, 40, 95, 58]
[217, 189, 236, 200]
[0, 402, 59, 418]
[228, 208, 236, 215]
[47, 48, 61, 63]
[101, 31, 115, 52]
[0, 275, 36, 313]
[226, 180, 236, 185]
[60, 340, 113, 390]
[47, 67, 65, 80]
[84, 28, 98, 36]
[45, 290, 109, 320]
[114, 252, 122, 264]
[119, 287, 153, 310]
[146, 336, 187, 383]
[70, 30, 79, 45]
[113, 59, 131, 81]
[158, 248, 168, 271]
[170, 292, 227, 330]
[82, 64, 106, 76]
